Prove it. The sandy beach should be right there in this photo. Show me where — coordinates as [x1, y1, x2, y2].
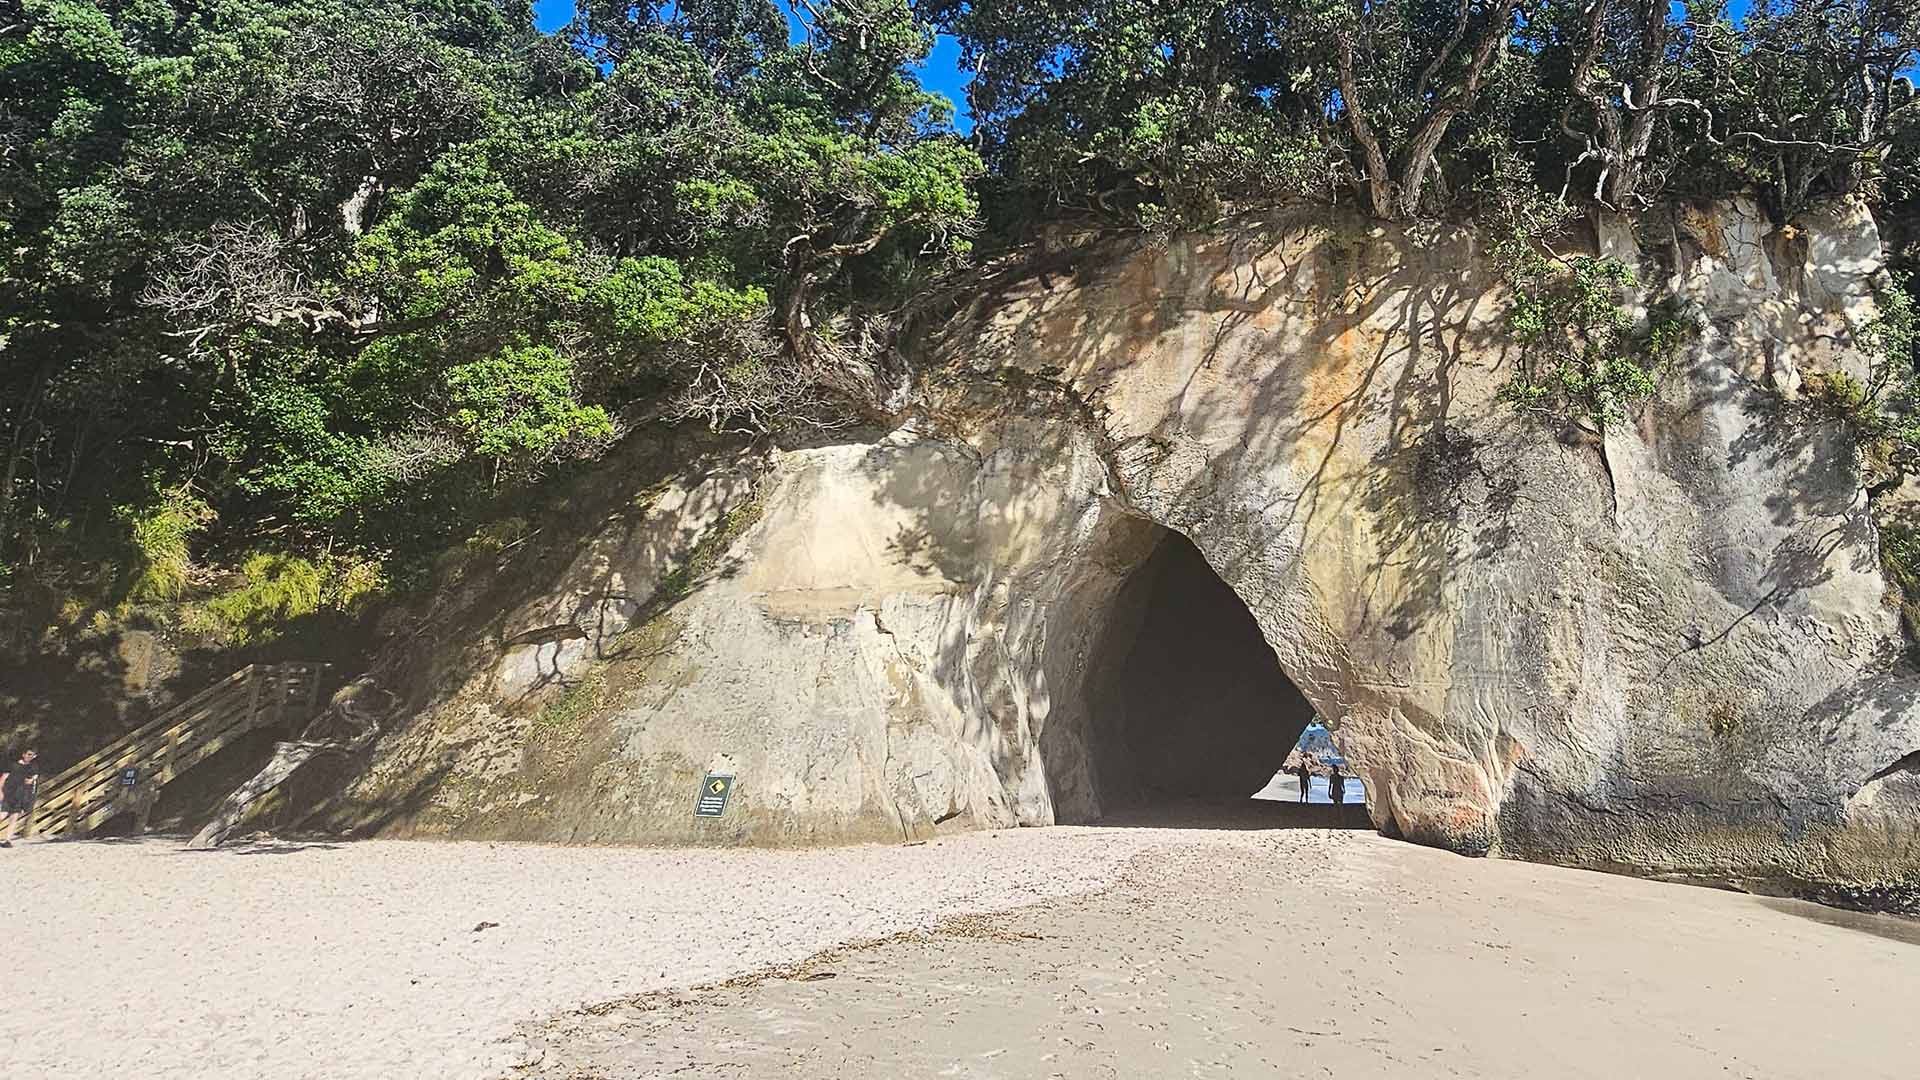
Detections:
[8, 809, 1917, 1079]
[7, 827, 1179, 1079]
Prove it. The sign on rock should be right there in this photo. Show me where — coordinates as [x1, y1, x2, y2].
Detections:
[694, 774, 735, 817]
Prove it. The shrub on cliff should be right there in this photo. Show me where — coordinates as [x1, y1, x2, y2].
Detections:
[0, 0, 979, 626]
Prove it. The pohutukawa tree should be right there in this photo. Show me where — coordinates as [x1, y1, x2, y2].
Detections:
[1324, 0, 1525, 220]
[1715, 0, 1920, 215]
[2, 0, 1917, 629]
[0, 0, 978, 607]
[1551, 0, 1715, 209]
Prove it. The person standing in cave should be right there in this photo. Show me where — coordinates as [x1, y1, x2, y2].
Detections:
[1295, 756, 1313, 802]
[1328, 763, 1346, 806]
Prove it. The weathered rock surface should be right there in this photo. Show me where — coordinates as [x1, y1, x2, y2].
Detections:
[326, 198, 1919, 909]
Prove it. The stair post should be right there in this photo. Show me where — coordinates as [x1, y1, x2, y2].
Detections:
[27, 660, 329, 841]
[245, 664, 263, 730]
[306, 662, 325, 717]
[272, 664, 288, 730]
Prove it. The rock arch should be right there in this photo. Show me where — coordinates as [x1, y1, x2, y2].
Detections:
[1044, 525, 1314, 820]
[329, 200, 1920, 910]
[1023, 487, 1413, 841]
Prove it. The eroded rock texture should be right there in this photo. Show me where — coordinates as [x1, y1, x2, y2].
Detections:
[330, 199, 1919, 909]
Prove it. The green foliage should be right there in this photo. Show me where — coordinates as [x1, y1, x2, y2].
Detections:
[594, 258, 767, 346]
[1803, 370, 1876, 425]
[531, 666, 606, 739]
[1491, 213, 1685, 430]
[186, 553, 326, 645]
[182, 550, 387, 645]
[212, 365, 389, 524]
[933, 0, 1920, 229]
[1864, 278, 1920, 381]
[327, 551, 390, 610]
[1714, 0, 1920, 215]
[118, 486, 216, 601]
[1, 0, 977, 636]
[1804, 273, 1920, 461]
[929, 0, 1340, 229]
[1795, 272, 1920, 647]
[445, 344, 613, 462]
[5, 0, 1919, 649]
[1881, 515, 1920, 643]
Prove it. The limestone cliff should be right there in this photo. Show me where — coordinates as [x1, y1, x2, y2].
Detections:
[319, 199, 1920, 911]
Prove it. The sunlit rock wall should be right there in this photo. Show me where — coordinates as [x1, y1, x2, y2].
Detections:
[332, 198, 1919, 908]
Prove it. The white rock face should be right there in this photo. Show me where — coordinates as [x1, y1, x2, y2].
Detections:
[336, 201, 1919, 908]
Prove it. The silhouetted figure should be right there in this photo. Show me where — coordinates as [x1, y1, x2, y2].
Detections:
[1295, 757, 1312, 802]
[1328, 764, 1346, 806]
[1, 748, 41, 847]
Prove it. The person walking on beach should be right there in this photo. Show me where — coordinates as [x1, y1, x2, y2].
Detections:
[1, 748, 41, 847]
[1328, 763, 1346, 806]
[1295, 756, 1313, 802]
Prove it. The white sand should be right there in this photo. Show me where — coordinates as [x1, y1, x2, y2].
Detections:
[12, 818, 1920, 1080]
[524, 823, 1920, 1080]
[6, 829, 1194, 1080]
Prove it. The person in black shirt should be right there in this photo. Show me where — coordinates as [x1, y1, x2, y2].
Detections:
[1, 748, 40, 847]
[1328, 763, 1346, 806]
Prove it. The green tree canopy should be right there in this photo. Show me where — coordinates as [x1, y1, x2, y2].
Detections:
[3, 0, 1916, 617]
[0, 0, 979, 595]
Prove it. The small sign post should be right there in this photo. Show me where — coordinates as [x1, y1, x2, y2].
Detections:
[693, 773, 735, 817]
[119, 767, 139, 788]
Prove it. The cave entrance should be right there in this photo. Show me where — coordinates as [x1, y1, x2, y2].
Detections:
[1254, 721, 1371, 806]
[1075, 527, 1339, 825]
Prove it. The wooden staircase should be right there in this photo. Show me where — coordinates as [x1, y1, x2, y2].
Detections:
[28, 662, 332, 839]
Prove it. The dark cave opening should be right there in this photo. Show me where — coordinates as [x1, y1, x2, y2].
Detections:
[1079, 528, 1321, 818]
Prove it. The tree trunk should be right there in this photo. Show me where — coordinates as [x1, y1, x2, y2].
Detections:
[779, 254, 821, 366]
[189, 676, 390, 848]
[188, 740, 347, 849]
[779, 229, 910, 419]
[1337, 36, 1398, 220]
[1404, 0, 1518, 214]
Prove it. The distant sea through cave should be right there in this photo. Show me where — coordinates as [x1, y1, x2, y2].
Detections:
[1253, 772, 1369, 805]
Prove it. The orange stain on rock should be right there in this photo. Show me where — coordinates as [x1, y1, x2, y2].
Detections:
[1297, 323, 1370, 433]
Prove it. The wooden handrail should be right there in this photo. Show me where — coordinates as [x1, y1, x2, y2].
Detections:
[42, 667, 251, 789]
[33, 675, 271, 810]
[27, 661, 332, 840]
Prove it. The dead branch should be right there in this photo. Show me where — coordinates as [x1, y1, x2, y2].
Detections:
[188, 676, 395, 849]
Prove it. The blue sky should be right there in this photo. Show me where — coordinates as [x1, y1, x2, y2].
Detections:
[529, 1, 1774, 136]
[530, 0, 975, 129]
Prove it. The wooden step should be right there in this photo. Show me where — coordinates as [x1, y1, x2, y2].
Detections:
[28, 662, 332, 839]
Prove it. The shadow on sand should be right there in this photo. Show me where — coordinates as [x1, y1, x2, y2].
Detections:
[1092, 797, 1374, 832]
[37, 832, 344, 857]
[1756, 897, 1920, 946]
